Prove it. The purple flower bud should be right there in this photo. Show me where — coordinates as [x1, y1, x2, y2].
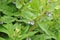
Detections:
[0, 21, 3, 24]
[26, 38, 31, 40]
[28, 21, 34, 25]
[29, 0, 32, 2]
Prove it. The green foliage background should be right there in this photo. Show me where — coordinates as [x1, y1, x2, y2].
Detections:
[0, 0, 60, 40]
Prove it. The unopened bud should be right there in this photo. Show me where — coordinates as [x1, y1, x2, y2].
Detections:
[15, 28, 20, 33]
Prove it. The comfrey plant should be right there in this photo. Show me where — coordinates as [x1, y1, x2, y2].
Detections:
[0, 0, 60, 40]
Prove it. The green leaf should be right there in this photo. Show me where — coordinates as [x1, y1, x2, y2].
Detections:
[18, 31, 38, 40]
[0, 25, 8, 34]
[16, 0, 23, 9]
[32, 34, 46, 40]
[0, 37, 5, 40]
[30, 0, 40, 12]
[1, 16, 16, 23]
